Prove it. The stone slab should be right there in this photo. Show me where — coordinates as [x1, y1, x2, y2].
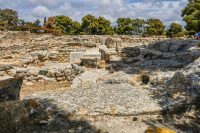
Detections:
[70, 52, 84, 64]
[83, 53, 101, 59]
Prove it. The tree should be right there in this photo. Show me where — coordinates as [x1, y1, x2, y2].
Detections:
[97, 16, 114, 35]
[55, 15, 74, 34]
[116, 18, 146, 35]
[116, 18, 133, 35]
[0, 8, 19, 29]
[71, 21, 81, 35]
[81, 14, 98, 34]
[45, 15, 80, 34]
[146, 18, 165, 36]
[18, 19, 25, 26]
[33, 19, 41, 27]
[0, 20, 6, 31]
[166, 23, 184, 37]
[182, 0, 200, 32]
[81, 15, 113, 35]
[43, 17, 47, 27]
[132, 19, 145, 35]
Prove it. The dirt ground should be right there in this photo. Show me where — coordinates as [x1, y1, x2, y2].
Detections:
[20, 81, 70, 100]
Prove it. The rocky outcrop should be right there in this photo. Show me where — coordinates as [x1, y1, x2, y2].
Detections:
[122, 46, 141, 57]
[122, 39, 200, 69]
[148, 39, 192, 53]
[165, 72, 191, 94]
[105, 36, 167, 48]
[0, 77, 23, 101]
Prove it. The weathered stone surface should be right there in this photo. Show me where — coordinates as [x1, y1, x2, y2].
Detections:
[31, 50, 48, 61]
[84, 43, 96, 47]
[105, 37, 122, 48]
[70, 52, 84, 64]
[165, 72, 191, 94]
[54, 71, 64, 77]
[26, 67, 39, 77]
[38, 68, 48, 76]
[21, 55, 35, 65]
[64, 69, 72, 76]
[148, 39, 192, 53]
[81, 58, 99, 68]
[0, 77, 23, 101]
[99, 48, 110, 61]
[122, 46, 141, 57]
[72, 64, 85, 75]
[0, 64, 13, 71]
[47, 50, 59, 59]
[122, 40, 200, 69]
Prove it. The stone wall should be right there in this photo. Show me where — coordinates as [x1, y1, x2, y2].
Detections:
[1, 63, 84, 84]
[0, 31, 167, 64]
[0, 31, 167, 83]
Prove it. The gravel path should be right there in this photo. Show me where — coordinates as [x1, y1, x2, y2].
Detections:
[28, 69, 162, 115]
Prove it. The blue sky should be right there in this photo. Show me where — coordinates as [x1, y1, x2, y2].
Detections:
[0, 0, 188, 26]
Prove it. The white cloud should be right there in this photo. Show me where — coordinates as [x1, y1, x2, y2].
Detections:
[32, 5, 51, 18]
[0, 0, 188, 26]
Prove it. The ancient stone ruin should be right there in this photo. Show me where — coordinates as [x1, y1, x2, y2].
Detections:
[1, 31, 200, 133]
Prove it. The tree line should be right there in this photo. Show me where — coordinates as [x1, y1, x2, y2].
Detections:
[0, 0, 199, 37]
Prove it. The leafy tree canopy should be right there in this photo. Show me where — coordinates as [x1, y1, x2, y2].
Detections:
[116, 18, 146, 35]
[182, 0, 200, 32]
[166, 23, 184, 37]
[81, 14, 113, 35]
[0, 8, 19, 29]
[146, 18, 165, 36]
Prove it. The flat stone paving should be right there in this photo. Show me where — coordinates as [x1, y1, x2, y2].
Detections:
[28, 69, 162, 116]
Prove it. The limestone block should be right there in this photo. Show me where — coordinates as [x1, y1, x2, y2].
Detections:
[70, 52, 84, 64]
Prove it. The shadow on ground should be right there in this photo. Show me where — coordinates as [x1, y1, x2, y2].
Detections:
[0, 98, 101, 133]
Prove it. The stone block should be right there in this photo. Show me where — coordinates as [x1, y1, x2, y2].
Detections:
[83, 52, 101, 59]
[99, 48, 110, 62]
[70, 52, 84, 64]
